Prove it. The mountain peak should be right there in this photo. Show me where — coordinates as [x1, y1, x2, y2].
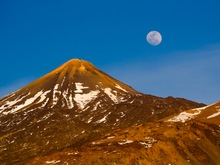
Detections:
[0, 58, 138, 114]
[65, 58, 82, 64]
[62, 58, 83, 68]
[61, 58, 92, 69]
[50, 58, 94, 77]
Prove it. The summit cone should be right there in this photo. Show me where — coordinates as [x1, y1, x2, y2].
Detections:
[0, 58, 138, 113]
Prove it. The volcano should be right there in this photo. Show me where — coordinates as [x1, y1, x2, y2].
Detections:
[0, 59, 209, 164]
[0, 59, 138, 113]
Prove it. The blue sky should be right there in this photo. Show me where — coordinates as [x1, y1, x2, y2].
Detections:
[0, 0, 220, 104]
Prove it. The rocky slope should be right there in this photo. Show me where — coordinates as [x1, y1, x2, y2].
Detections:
[0, 59, 206, 164]
[28, 102, 220, 165]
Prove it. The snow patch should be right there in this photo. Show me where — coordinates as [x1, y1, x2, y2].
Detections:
[91, 101, 100, 111]
[62, 87, 74, 109]
[37, 90, 50, 105]
[68, 92, 74, 109]
[119, 112, 126, 118]
[75, 82, 89, 93]
[45, 160, 61, 164]
[207, 109, 220, 119]
[74, 90, 100, 109]
[87, 117, 93, 123]
[60, 76, 66, 87]
[0, 93, 29, 112]
[129, 99, 135, 104]
[118, 140, 133, 145]
[106, 136, 115, 139]
[167, 111, 200, 123]
[71, 82, 100, 109]
[96, 112, 111, 123]
[52, 84, 61, 106]
[38, 112, 54, 122]
[139, 137, 157, 148]
[115, 84, 127, 92]
[193, 104, 214, 111]
[104, 88, 118, 103]
[167, 104, 215, 123]
[2, 91, 44, 115]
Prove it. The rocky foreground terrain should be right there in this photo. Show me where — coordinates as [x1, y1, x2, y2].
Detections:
[27, 102, 220, 165]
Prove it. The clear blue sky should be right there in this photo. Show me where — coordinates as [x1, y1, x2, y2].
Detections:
[1, 0, 220, 104]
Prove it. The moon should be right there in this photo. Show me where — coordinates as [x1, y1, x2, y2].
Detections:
[146, 31, 162, 46]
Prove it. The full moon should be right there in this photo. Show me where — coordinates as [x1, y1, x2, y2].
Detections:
[146, 31, 162, 46]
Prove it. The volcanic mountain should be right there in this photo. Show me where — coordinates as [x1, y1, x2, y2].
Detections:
[0, 59, 206, 164]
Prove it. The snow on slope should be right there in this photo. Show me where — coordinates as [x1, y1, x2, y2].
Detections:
[167, 103, 215, 123]
[207, 108, 220, 119]
[0, 80, 131, 115]
[0, 91, 45, 115]
[0, 59, 139, 116]
[73, 82, 100, 109]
